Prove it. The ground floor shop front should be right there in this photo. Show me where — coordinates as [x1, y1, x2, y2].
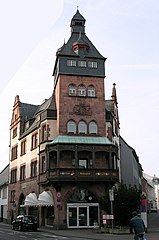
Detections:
[67, 203, 99, 228]
[15, 185, 105, 229]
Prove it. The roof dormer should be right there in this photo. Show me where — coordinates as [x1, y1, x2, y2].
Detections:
[72, 32, 89, 55]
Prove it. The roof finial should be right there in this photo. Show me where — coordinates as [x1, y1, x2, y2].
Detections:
[111, 83, 118, 105]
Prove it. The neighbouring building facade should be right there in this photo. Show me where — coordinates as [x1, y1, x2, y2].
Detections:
[8, 10, 121, 229]
[119, 136, 143, 189]
[0, 165, 9, 223]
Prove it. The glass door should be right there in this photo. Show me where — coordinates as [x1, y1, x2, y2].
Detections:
[67, 204, 99, 228]
[68, 207, 77, 227]
[89, 206, 99, 226]
[79, 207, 87, 226]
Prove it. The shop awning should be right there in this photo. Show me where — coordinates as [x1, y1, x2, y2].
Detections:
[38, 191, 54, 206]
[24, 193, 38, 206]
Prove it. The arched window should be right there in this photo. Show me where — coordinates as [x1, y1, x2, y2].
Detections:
[67, 120, 76, 134]
[78, 85, 86, 96]
[68, 84, 76, 96]
[78, 120, 87, 134]
[88, 85, 95, 97]
[89, 121, 97, 134]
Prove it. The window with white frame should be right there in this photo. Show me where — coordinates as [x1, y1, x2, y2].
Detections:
[78, 85, 86, 96]
[88, 85, 95, 97]
[88, 61, 97, 68]
[78, 60, 86, 67]
[67, 120, 76, 133]
[78, 120, 87, 134]
[67, 59, 76, 66]
[79, 159, 87, 169]
[89, 121, 97, 134]
[69, 84, 76, 96]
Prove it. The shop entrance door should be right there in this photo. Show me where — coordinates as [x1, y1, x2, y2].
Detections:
[79, 207, 87, 227]
[67, 203, 99, 228]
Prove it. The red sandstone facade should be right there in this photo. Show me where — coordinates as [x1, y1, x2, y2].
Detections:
[8, 10, 120, 229]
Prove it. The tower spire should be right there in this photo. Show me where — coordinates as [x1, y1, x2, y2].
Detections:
[70, 9, 86, 34]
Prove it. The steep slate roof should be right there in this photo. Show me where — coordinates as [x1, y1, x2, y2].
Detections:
[53, 10, 106, 79]
[21, 102, 39, 122]
[20, 94, 56, 139]
[57, 31, 105, 59]
[35, 94, 56, 116]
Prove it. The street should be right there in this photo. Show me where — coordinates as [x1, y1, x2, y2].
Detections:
[0, 212, 159, 240]
[0, 225, 80, 240]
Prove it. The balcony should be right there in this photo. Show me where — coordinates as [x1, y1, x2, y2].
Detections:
[47, 168, 119, 182]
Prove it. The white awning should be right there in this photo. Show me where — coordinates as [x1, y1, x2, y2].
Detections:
[38, 191, 54, 206]
[24, 193, 38, 206]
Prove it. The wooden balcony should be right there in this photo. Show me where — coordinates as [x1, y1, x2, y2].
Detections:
[47, 168, 119, 183]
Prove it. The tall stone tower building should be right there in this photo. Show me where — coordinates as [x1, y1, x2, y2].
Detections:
[8, 10, 120, 229]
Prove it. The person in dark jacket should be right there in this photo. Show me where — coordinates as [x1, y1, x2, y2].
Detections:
[130, 211, 146, 240]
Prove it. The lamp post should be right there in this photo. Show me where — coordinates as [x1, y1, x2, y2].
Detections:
[109, 188, 114, 234]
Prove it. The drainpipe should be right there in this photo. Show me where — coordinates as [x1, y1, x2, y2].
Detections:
[37, 114, 41, 226]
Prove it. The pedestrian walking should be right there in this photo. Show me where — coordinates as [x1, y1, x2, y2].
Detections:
[130, 211, 146, 240]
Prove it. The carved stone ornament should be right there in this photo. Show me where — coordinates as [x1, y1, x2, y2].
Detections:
[73, 104, 92, 116]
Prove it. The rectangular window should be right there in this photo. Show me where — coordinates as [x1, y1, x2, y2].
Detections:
[42, 125, 47, 142]
[79, 159, 87, 169]
[88, 89, 95, 97]
[20, 165, 26, 181]
[41, 156, 46, 173]
[13, 127, 17, 138]
[69, 88, 76, 96]
[78, 61, 86, 67]
[11, 190, 15, 202]
[2, 187, 7, 199]
[30, 161, 37, 178]
[21, 140, 26, 155]
[10, 169, 17, 183]
[67, 59, 76, 66]
[11, 145, 18, 160]
[31, 133, 38, 149]
[88, 61, 97, 68]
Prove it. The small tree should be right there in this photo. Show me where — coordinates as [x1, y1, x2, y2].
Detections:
[99, 184, 141, 226]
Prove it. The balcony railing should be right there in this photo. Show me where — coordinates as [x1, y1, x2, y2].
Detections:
[47, 168, 119, 182]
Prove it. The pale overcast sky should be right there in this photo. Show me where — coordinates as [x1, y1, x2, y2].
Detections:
[0, 0, 159, 176]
